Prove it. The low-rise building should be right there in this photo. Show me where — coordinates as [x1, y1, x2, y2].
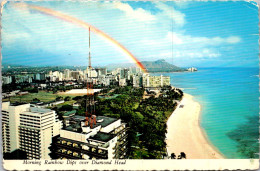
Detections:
[187, 67, 197, 72]
[48, 100, 65, 106]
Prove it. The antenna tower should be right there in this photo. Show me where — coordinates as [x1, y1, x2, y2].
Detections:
[85, 27, 95, 126]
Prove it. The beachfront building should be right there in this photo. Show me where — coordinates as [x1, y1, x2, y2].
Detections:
[53, 115, 128, 159]
[2, 102, 62, 159]
[187, 67, 197, 72]
[143, 74, 170, 88]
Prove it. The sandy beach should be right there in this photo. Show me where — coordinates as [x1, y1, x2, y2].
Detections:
[166, 93, 224, 159]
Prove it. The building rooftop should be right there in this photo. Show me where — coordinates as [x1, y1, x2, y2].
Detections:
[64, 115, 119, 133]
[65, 122, 83, 132]
[10, 102, 28, 106]
[95, 116, 118, 128]
[30, 107, 52, 113]
[63, 110, 77, 116]
[89, 132, 116, 142]
[70, 115, 118, 128]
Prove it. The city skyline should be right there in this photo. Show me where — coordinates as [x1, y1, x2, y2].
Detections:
[2, 1, 259, 68]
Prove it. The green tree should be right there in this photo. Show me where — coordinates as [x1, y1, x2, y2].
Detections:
[59, 105, 73, 111]
[64, 96, 71, 101]
[56, 96, 63, 101]
[32, 98, 40, 102]
[53, 88, 58, 94]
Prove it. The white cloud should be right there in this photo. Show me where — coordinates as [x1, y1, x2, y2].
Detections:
[166, 32, 241, 46]
[158, 48, 221, 59]
[166, 32, 183, 44]
[113, 2, 156, 22]
[154, 2, 185, 26]
[2, 31, 31, 45]
[2, 2, 243, 66]
[227, 36, 241, 43]
[138, 32, 240, 60]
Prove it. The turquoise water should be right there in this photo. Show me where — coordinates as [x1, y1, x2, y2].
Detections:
[153, 68, 259, 158]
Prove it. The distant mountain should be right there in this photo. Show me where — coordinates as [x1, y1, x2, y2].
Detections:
[106, 59, 185, 72]
[142, 59, 186, 72]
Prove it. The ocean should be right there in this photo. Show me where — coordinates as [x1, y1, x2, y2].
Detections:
[153, 67, 259, 159]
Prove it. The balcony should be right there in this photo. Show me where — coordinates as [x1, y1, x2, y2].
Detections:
[116, 127, 128, 136]
[113, 141, 128, 154]
[114, 149, 128, 159]
[56, 143, 108, 159]
[117, 133, 128, 142]
[56, 151, 81, 159]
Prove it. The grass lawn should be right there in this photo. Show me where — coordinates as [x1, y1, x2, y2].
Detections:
[9, 91, 77, 103]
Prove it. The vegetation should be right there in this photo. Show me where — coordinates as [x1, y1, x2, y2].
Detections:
[64, 96, 71, 101]
[6, 83, 183, 159]
[91, 86, 183, 159]
[227, 116, 259, 159]
[59, 104, 73, 111]
[9, 91, 75, 103]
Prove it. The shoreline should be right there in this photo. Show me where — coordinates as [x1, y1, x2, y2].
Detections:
[165, 93, 225, 159]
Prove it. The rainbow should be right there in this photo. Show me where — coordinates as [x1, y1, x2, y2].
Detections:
[14, 2, 147, 73]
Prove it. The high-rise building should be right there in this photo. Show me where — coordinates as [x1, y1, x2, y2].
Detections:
[132, 74, 142, 88]
[87, 68, 98, 78]
[97, 75, 110, 86]
[54, 115, 128, 159]
[143, 74, 170, 88]
[70, 71, 82, 80]
[2, 102, 62, 159]
[129, 67, 141, 74]
[2, 76, 12, 85]
[64, 69, 71, 80]
[120, 68, 129, 79]
[98, 68, 107, 76]
[34, 73, 46, 81]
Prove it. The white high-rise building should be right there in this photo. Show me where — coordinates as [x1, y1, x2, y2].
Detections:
[2, 102, 62, 159]
[142, 74, 170, 88]
[2, 76, 12, 85]
[87, 68, 98, 78]
[64, 69, 71, 80]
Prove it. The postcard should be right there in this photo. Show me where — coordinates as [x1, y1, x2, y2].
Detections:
[1, 0, 259, 170]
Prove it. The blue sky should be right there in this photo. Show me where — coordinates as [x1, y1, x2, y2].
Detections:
[1, 1, 259, 67]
